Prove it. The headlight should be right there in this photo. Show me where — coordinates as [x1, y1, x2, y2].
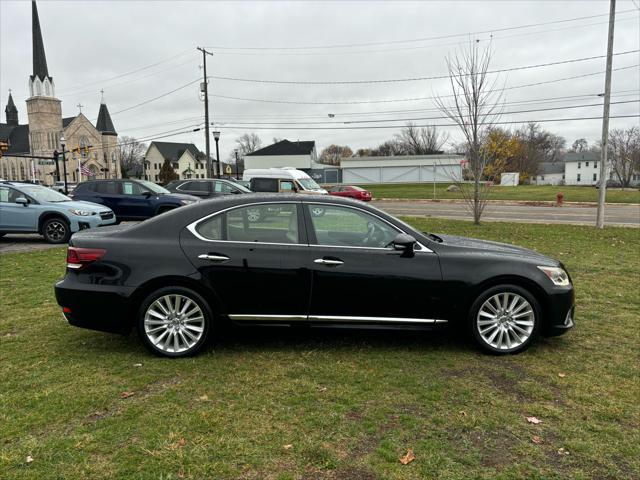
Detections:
[537, 266, 571, 286]
[180, 200, 195, 205]
[68, 209, 93, 216]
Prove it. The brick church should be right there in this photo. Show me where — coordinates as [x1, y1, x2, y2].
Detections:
[0, 1, 121, 185]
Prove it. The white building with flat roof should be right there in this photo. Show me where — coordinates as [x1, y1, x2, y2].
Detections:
[340, 154, 464, 184]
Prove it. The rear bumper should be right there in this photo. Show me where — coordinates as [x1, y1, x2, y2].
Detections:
[543, 287, 575, 337]
[55, 279, 135, 334]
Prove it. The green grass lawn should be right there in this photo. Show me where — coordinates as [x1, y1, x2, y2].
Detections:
[362, 183, 640, 203]
[1, 219, 639, 479]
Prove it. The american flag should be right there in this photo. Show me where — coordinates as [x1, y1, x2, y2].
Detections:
[80, 163, 93, 176]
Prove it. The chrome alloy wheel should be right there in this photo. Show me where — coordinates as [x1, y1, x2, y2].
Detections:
[143, 294, 205, 354]
[476, 292, 535, 351]
[45, 221, 67, 241]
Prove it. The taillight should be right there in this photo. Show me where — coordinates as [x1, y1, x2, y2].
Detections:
[67, 247, 106, 269]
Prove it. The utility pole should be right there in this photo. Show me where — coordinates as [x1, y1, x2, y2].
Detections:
[596, 0, 616, 229]
[197, 47, 214, 178]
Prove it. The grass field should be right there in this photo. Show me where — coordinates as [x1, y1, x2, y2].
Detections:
[1, 219, 639, 479]
[361, 183, 640, 204]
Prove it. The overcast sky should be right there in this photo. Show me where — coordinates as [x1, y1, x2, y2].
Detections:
[1, 0, 638, 161]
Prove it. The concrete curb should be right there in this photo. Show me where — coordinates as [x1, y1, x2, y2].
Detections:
[373, 198, 640, 208]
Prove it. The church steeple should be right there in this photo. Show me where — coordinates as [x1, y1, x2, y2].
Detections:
[5, 92, 18, 125]
[28, 1, 55, 98]
[96, 103, 117, 136]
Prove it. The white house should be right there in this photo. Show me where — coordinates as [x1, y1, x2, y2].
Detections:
[244, 140, 318, 170]
[563, 152, 601, 186]
[143, 141, 208, 182]
[532, 162, 565, 185]
[340, 154, 464, 184]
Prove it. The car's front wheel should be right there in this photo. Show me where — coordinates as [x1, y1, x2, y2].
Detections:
[42, 217, 71, 244]
[137, 287, 212, 357]
[469, 285, 540, 354]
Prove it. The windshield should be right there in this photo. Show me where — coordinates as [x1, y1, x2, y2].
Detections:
[298, 178, 322, 190]
[139, 180, 170, 194]
[21, 186, 71, 203]
[234, 183, 252, 193]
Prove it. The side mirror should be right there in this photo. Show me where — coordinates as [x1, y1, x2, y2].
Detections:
[392, 233, 416, 253]
[16, 197, 28, 206]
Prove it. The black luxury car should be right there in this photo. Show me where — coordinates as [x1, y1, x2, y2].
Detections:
[164, 178, 252, 198]
[55, 194, 574, 357]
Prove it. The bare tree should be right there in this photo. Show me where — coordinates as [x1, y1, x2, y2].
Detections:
[435, 41, 504, 224]
[571, 138, 589, 152]
[235, 133, 262, 156]
[117, 136, 147, 178]
[394, 122, 449, 155]
[319, 144, 353, 165]
[608, 126, 640, 187]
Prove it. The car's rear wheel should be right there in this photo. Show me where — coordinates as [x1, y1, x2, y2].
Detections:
[137, 287, 212, 357]
[469, 285, 540, 354]
[42, 217, 71, 244]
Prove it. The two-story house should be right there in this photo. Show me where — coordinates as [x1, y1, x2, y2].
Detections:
[143, 141, 208, 182]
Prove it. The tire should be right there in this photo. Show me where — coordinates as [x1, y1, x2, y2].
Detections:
[137, 286, 213, 358]
[469, 284, 541, 355]
[310, 206, 325, 217]
[245, 207, 262, 222]
[42, 217, 71, 244]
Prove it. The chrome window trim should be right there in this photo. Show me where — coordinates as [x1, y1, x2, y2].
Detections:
[186, 200, 432, 253]
[228, 314, 448, 324]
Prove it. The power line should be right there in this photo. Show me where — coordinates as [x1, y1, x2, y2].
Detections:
[210, 64, 639, 105]
[212, 100, 639, 126]
[105, 78, 201, 117]
[206, 9, 638, 51]
[208, 50, 639, 85]
[57, 49, 193, 95]
[208, 15, 639, 57]
[214, 114, 640, 131]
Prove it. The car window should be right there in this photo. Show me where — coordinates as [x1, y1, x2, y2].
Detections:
[280, 180, 296, 192]
[94, 181, 119, 194]
[227, 204, 299, 244]
[0, 186, 20, 203]
[213, 181, 234, 194]
[251, 178, 278, 192]
[308, 204, 398, 248]
[196, 215, 222, 240]
[15, 185, 69, 203]
[123, 181, 144, 195]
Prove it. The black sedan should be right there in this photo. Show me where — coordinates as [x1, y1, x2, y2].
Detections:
[55, 194, 575, 357]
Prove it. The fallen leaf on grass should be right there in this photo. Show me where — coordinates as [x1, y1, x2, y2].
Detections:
[399, 448, 416, 465]
[198, 394, 209, 401]
[458, 410, 467, 417]
[558, 447, 570, 455]
[526, 416, 542, 424]
[177, 469, 185, 478]
[133, 363, 143, 367]
[25, 455, 34, 464]
[120, 391, 135, 399]
[177, 438, 186, 447]
[283, 444, 293, 450]
[531, 436, 543, 444]
[558, 373, 566, 378]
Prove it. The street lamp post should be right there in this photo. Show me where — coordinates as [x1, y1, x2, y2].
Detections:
[213, 130, 221, 179]
[234, 149, 240, 180]
[60, 135, 68, 194]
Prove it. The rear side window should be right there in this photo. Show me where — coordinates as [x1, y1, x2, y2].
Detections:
[213, 181, 235, 194]
[251, 178, 278, 192]
[196, 215, 222, 240]
[280, 180, 296, 192]
[181, 181, 210, 192]
[227, 204, 299, 244]
[94, 182, 119, 194]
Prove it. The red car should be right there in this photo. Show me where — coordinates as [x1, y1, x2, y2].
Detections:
[328, 185, 372, 202]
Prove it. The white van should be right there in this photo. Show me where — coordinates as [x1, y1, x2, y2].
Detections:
[243, 168, 327, 194]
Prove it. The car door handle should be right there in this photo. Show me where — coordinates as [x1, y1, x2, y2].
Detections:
[314, 258, 344, 266]
[198, 254, 230, 262]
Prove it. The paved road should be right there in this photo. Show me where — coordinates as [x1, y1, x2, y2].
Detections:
[373, 200, 640, 226]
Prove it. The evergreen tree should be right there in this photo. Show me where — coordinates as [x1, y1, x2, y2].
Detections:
[158, 159, 178, 184]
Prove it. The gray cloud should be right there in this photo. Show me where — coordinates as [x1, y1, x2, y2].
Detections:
[1, 0, 638, 162]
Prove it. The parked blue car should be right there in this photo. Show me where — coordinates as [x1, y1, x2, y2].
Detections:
[71, 179, 199, 221]
[0, 181, 116, 244]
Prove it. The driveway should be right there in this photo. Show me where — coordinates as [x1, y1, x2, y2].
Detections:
[373, 200, 640, 227]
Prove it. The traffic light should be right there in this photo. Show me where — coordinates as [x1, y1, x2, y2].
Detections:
[0, 141, 8, 158]
[53, 150, 59, 161]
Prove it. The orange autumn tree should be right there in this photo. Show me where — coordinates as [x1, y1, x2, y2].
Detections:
[482, 128, 525, 182]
